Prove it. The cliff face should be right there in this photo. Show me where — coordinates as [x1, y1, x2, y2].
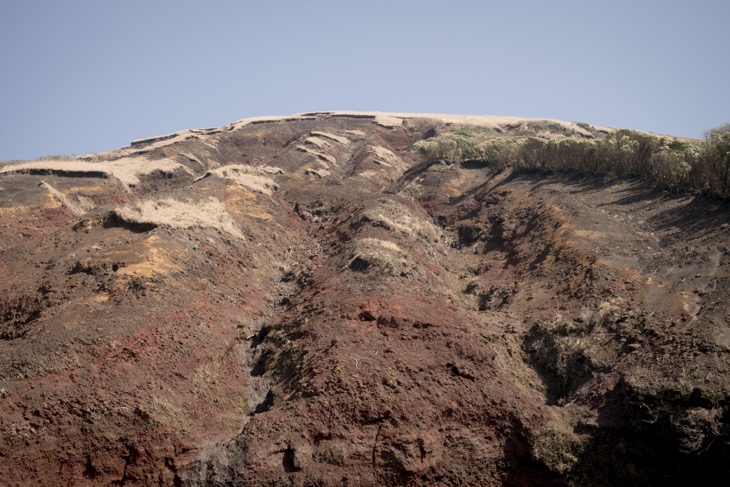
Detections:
[1, 112, 728, 486]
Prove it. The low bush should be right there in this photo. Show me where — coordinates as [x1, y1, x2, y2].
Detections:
[414, 122, 730, 197]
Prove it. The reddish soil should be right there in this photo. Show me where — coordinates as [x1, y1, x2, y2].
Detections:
[1, 113, 728, 486]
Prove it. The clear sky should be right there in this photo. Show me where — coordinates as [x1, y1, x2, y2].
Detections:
[1, 0, 728, 161]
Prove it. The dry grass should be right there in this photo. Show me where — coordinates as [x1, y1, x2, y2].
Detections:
[374, 114, 404, 128]
[224, 114, 318, 132]
[358, 237, 404, 254]
[99, 157, 190, 186]
[296, 145, 337, 166]
[351, 111, 593, 131]
[356, 170, 380, 181]
[360, 198, 440, 243]
[113, 197, 245, 239]
[39, 181, 86, 217]
[208, 165, 281, 195]
[311, 131, 350, 145]
[294, 111, 622, 137]
[0, 156, 187, 188]
[368, 145, 407, 171]
[348, 237, 419, 277]
[304, 136, 332, 150]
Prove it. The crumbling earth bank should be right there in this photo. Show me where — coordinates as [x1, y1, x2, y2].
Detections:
[0, 113, 728, 486]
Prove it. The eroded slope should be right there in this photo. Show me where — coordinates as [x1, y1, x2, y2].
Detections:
[0, 113, 728, 486]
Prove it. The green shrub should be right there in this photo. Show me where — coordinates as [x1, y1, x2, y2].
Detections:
[411, 121, 730, 198]
[480, 137, 519, 168]
[698, 125, 730, 194]
[576, 122, 596, 133]
[650, 148, 692, 188]
[450, 124, 495, 137]
[414, 135, 480, 163]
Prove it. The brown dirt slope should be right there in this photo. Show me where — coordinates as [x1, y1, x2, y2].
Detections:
[0, 112, 728, 486]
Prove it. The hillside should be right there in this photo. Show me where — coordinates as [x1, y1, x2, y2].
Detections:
[0, 112, 728, 486]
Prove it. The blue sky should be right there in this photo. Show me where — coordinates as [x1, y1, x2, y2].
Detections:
[1, 0, 728, 160]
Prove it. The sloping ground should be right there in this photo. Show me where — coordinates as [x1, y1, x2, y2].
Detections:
[0, 113, 728, 486]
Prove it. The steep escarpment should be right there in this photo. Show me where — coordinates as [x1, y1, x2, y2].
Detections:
[0, 112, 728, 486]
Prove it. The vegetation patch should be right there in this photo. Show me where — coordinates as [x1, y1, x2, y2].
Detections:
[413, 121, 730, 196]
[0, 156, 187, 188]
[110, 197, 245, 239]
[310, 131, 350, 145]
[39, 181, 88, 217]
[348, 237, 420, 278]
[359, 198, 440, 243]
[207, 165, 281, 195]
[367, 145, 405, 170]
